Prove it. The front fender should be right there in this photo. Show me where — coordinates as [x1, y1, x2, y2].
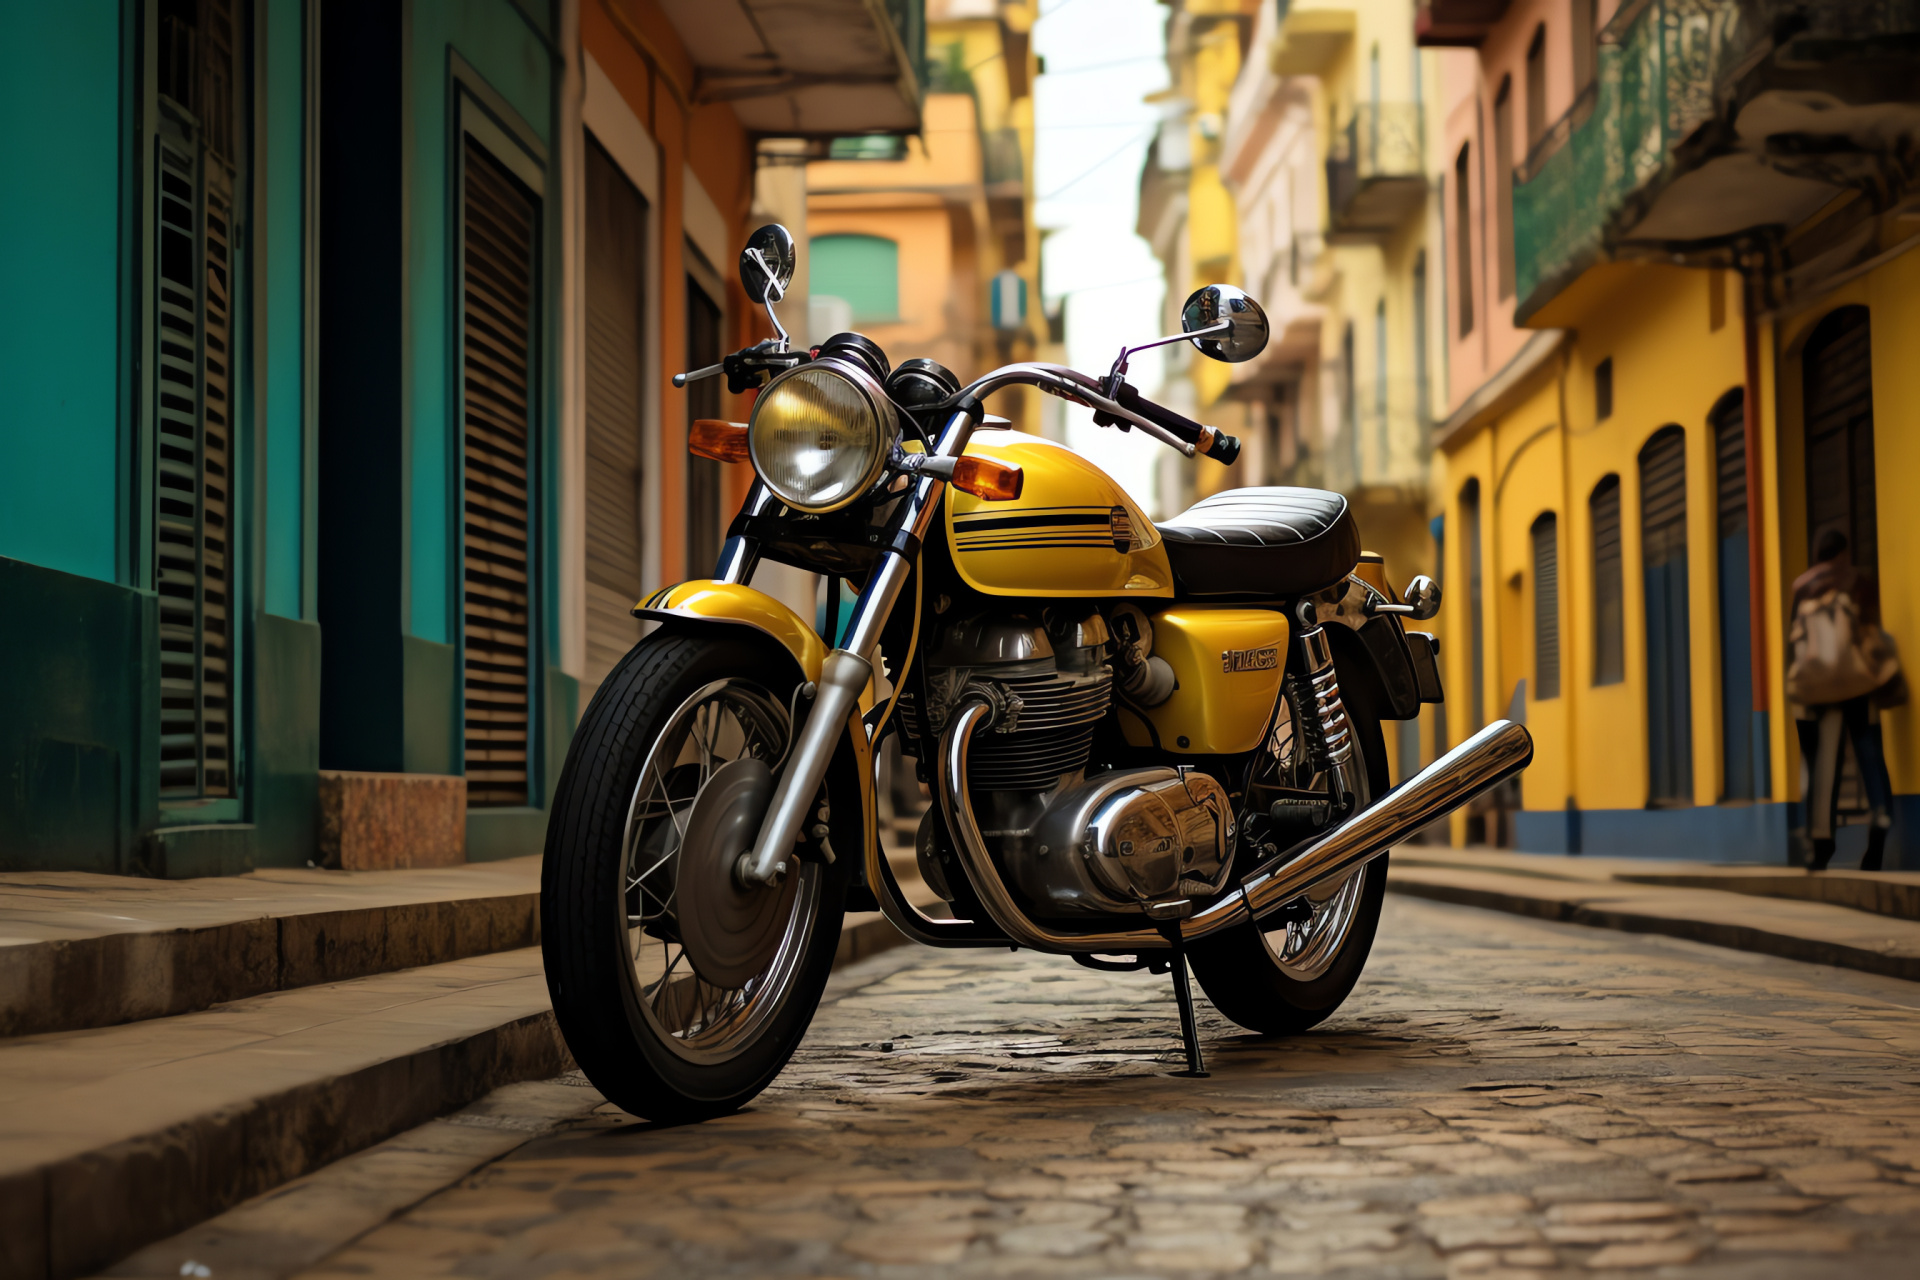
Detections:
[634, 580, 875, 891]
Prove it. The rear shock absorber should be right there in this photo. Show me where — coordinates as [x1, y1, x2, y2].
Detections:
[1291, 599, 1361, 817]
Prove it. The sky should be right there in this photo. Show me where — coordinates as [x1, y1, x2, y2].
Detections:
[1031, 0, 1172, 511]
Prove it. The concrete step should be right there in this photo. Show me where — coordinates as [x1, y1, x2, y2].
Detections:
[0, 857, 542, 1037]
[1386, 855, 1920, 982]
[0, 947, 565, 1280]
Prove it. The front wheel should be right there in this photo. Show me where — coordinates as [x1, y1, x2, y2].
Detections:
[1187, 666, 1391, 1037]
[541, 632, 850, 1122]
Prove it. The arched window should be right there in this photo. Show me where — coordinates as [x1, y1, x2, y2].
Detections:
[1531, 512, 1560, 700]
[1590, 475, 1623, 685]
[809, 233, 899, 324]
[1639, 426, 1692, 805]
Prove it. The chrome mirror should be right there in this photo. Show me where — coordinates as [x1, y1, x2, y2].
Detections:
[739, 224, 796, 305]
[1181, 283, 1269, 363]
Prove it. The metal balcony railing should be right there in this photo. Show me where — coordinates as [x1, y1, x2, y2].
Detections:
[1326, 103, 1426, 239]
[1512, 0, 1920, 313]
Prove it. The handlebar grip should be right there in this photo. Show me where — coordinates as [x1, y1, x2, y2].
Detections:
[1108, 382, 1238, 465]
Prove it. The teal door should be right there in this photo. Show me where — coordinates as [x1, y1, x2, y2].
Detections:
[1640, 427, 1692, 806]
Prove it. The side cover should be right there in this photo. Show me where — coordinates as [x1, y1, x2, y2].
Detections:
[1120, 607, 1290, 755]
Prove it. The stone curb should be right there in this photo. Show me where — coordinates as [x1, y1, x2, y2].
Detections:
[1386, 873, 1920, 983]
[2, 909, 918, 1280]
[2, 1008, 571, 1280]
[0, 891, 541, 1039]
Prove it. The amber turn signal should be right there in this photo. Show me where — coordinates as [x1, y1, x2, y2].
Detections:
[950, 455, 1024, 501]
[689, 419, 750, 463]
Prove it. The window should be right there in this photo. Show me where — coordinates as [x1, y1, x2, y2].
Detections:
[1342, 320, 1358, 482]
[1461, 479, 1485, 731]
[1590, 475, 1624, 685]
[1412, 251, 1430, 423]
[1374, 297, 1388, 473]
[1594, 356, 1613, 420]
[810, 233, 899, 323]
[1526, 25, 1548, 149]
[1572, 0, 1597, 97]
[1455, 145, 1474, 336]
[1532, 513, 1560, 699]
[1494, 76, 1515, 300]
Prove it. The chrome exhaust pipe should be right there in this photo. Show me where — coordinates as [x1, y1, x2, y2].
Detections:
[1183, 718, 1534, 940]
[937, 704, 1533, 954]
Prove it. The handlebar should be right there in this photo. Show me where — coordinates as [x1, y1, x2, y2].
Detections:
[945, 363, 1239, 466]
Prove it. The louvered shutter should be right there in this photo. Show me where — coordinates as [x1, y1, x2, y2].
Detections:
[1713, 392, 1755, 799]
[152, 0, 242, 800]
[1638, 427, 1692, 804]
[1531, 513, 1559, 700]
[582, 137, 647, 703]
[1460, 480, 1484, 730]
[461, 139, 538, 808]
[1590, 476, 1624, 685]
[1802, 306, 1877, 570]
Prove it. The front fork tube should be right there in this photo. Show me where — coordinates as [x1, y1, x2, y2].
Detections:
[1294, 600, 1362, 818]
[735, 477, 947, 886]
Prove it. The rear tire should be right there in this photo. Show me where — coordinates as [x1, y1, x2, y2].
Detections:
[541, 632, 850, 1123]
[1187, 663, 1392, 1037]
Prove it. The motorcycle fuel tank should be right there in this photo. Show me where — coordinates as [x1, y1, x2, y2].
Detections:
[945, 430, 1175, 598]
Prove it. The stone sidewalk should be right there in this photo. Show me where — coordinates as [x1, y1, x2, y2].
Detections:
[1387, 848, 1920, 982]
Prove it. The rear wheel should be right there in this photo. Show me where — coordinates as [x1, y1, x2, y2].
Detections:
[541, 633, 849, 1122]
[1187, 662, 1391, 1037]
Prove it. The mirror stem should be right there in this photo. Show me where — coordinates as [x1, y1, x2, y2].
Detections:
[745, 247, 791, 352]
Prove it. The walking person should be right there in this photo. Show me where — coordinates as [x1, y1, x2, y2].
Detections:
[1787, 531, 1903, 870]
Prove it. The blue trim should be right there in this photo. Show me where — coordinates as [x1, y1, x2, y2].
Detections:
[1513, 804, 1791, 862]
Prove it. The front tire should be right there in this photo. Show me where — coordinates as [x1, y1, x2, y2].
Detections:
[1187, 665, 1392, 1037]
[541, 632, 850, 1123]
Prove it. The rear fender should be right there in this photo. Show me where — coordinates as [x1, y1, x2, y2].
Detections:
[634, 581, 874, 886]
[1313, 565, 1425, 720]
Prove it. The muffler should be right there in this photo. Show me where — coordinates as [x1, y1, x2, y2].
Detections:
[936, 705, 1533, 953]
[1182, 718, 1534, 939]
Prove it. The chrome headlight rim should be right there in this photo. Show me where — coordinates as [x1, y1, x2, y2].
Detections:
[747, 357, 900, 515]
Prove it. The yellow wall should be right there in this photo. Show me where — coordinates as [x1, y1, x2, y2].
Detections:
[1440, 264, 1761, 821]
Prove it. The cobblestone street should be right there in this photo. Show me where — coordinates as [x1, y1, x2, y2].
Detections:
[283, 895, 1920, 1278]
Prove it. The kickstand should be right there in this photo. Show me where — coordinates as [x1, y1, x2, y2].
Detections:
[1169, 949, 1210, 1078]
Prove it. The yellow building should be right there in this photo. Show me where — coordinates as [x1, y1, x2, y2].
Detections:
[1427, 0, 1920, 866]
[800, 0, 1045, 432]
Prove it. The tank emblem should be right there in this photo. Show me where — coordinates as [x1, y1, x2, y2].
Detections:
[1221, 647, 1280, 673]
[953, 505, 1113, 553]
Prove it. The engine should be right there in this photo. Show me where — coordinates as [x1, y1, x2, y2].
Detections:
[898, 610, 1236, 921]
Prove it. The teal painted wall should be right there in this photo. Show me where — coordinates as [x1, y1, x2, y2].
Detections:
[0, 557, 155, 872]
[263, 0, 308, 620]
[405, 0, 555, 645]
[0, 4, 124, 584]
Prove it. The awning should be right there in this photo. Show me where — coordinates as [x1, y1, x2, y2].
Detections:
[655, 0, 922, 138]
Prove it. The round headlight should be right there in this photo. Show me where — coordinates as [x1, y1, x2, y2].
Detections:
[748, 359, 898, 513]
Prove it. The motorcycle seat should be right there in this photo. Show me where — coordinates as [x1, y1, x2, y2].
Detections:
[1155, 487, 1361, 599]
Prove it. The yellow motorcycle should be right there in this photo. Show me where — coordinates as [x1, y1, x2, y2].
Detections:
[542, 225, 1532, 1121]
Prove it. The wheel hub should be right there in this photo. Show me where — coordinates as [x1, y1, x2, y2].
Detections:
[675, 758, 795, 988]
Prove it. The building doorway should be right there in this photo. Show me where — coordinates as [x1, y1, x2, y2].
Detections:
[1802, 306, 1877, 574]
[1640, 426, 1692, 806]
[582, 137, 647, 706]
[1711, 390, 1755, 799]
